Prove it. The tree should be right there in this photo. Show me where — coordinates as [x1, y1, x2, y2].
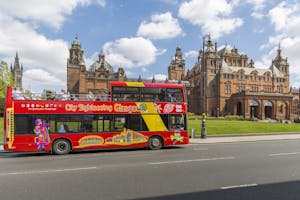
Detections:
[0, 61, 14, 98]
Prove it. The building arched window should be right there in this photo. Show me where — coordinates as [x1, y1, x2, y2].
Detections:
[225, 84, 231, 94]
[293, 99, 299, 115]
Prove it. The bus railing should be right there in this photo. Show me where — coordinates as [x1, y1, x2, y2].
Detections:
[12, 90, 111, 101]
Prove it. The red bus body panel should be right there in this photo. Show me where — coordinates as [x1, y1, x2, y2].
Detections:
[4, 83, 189, 153]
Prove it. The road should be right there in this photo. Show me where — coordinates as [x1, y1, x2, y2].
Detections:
[0, 140, 300, 200]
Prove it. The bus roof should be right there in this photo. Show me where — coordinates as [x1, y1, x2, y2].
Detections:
[110, 81, 185, 88]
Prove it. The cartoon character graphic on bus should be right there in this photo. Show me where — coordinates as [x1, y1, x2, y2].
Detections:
[34, 119, 51, 151]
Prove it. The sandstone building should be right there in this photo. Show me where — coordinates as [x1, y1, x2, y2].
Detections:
[170, 36, 298, 120]
[67, 36, 125, 96]
[66, 36, 299, 120]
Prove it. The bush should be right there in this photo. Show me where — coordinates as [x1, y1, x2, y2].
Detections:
[224, 115, 245, 120]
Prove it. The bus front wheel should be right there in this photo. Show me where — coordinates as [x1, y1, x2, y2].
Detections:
[52, 139, 71, 155]
[148, 136, 163, 150]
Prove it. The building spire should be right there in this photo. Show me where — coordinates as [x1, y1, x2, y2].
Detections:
[277, 43, 282, 58]
[72, 34, 81, 46]
[14, 51, 20, 70]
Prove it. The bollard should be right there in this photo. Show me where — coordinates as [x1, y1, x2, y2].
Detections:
[191, 128, 195, 138]
[201, 113, 206, 138]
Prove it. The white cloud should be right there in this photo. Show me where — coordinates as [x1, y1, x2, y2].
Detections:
[147, 74, 167, 81]
[0, 0, 107, 92]
[0, 13, 69, 91]
[258, 1, 300, 87]
[245, 0, 266, 19]
[185, 50, 198, 58]
[251, 12, 265, 19]
[269, 2, 300, 34]
[137, 12, 184, 40]
[102, 37, 166, 68]
[159, 0, 179, 5]
[246, 0, 265, 11]
[96, 0, 106, 7]
[23, 69, 65, 92]
[153, 74, 167, 80]
[0, 0, 105, 30]
[178, 0, 243, 39]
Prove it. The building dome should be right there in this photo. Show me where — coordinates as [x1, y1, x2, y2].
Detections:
[72, 35, 81, 46]
[89, 60, 113, 72]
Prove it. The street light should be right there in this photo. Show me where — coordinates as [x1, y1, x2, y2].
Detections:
[200, 34, 210, 139]
[201, 113, 206, 138]
[201, 34, 210, 115]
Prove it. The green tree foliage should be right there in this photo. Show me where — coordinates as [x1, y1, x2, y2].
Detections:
[0, 61, 14, 98]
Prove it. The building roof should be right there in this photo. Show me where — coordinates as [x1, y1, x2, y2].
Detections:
[217, 46, 232, 56]
[220, 60, 284, 77]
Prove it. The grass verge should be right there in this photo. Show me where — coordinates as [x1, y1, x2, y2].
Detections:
[188, 120, 300, 136]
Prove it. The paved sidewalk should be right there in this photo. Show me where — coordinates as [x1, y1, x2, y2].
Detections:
[190, 134, 300, 144]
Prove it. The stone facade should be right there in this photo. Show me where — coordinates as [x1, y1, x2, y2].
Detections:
[168, 46, 185, 80]
[66, 35, 299, 120]
[170, 36, 296, 120]
[67, 36, 125, 96]
[10, 52, 23, 89]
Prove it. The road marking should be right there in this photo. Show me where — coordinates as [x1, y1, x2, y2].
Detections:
[269, 152, 300, 156]
[193, 148, 208, 151]
[221, 183, 258, 190]
[149, 156, 235, 165]
[0, 167, 97, 176]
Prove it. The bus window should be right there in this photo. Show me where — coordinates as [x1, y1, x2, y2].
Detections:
[126, 115, 147, 131]
[169, 115, 186, 130]
[14, 115, 35, 135]
[140, 88, 160, 102]
[166, 88, 183, 102]
[114, 115, 126, 131]
[112, 86, 140, 101]
[158, 89, 167, 102]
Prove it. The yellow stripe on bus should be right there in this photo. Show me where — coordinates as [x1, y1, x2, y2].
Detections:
[125, 82, 145, 87]
[135, 102, 168, 131]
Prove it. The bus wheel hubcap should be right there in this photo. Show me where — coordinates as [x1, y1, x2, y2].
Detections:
[152, 138, 160, 147]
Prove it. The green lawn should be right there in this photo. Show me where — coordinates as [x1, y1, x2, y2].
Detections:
[188, 120, 300, 136]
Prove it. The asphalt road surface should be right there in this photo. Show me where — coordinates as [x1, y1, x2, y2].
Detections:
[1, 140, 300, 200]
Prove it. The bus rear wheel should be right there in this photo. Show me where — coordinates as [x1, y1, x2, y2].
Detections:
[52, 139, 71, 155]
[148, 136, 163, 150]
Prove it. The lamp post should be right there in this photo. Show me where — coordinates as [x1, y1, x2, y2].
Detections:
[201, 35, 210, 139]
[201, 34, 210, 115]
[201, 113, 206, 138]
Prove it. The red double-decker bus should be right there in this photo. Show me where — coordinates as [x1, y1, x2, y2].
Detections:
[4, 82, 189, 155]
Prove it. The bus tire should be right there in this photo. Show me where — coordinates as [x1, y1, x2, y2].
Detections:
[148, 136, 163, 150]
[52, 139, 71, 155]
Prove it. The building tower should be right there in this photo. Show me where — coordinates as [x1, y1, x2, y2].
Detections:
[201, 36, 221, 115]
[67, 35, 85, 94]
[168, 46, 185, 80]
[67, 35, 126, 95]
[272, 44, 289, 93]
[10, 52, 23, 89]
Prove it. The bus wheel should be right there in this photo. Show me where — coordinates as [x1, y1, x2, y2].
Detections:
[148, 136, 163, 150]
[52, 139, 71, 155]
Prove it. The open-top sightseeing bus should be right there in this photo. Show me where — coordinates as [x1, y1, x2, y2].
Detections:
[4, 82, 189, 155]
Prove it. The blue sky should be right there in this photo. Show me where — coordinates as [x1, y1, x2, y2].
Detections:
[0, 0, 300, 92]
